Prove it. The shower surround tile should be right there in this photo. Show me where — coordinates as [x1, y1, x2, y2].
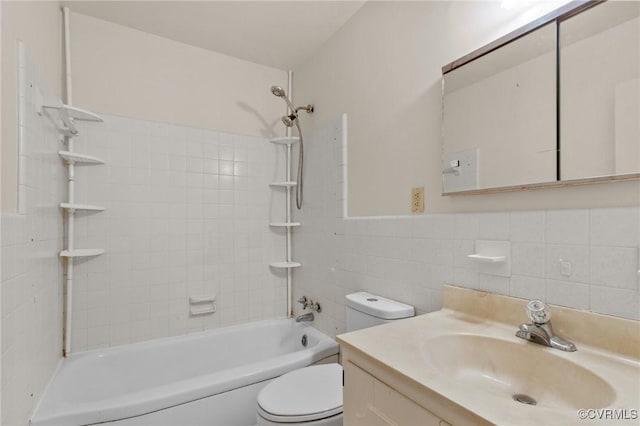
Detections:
[72, 115, 287, 351]
[1, 50, 65, 426]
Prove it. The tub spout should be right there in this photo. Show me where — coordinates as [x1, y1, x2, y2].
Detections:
[295, 313, 314, 323]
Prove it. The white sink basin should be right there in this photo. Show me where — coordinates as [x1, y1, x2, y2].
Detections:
[421, 334, 616, 410]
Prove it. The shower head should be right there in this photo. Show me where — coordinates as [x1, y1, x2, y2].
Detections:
[271, 86, 298, 114]
[271, 86, 286, 97]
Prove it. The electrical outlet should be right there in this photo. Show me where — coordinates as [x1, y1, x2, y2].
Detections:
[411, 187, 424, 213]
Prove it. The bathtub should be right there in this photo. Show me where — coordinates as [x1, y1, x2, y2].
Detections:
[31, 319, 339, 426]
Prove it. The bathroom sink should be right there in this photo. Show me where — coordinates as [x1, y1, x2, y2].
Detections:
[421, 334, 616, 410]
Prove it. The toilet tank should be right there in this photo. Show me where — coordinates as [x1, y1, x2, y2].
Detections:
[345, 292, 415, 332]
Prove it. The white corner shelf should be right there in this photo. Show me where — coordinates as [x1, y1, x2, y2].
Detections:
[58, 151, 105, 165]
[270, 222, 301, 228]
[467, 254, 506, 263]
[60, 203, 105, 212]
[60, 249, 105, 258]
[269, 261, 302, 269]
[269, 137, 300, 145]
[42, 104, 103, 136]
[269, 181, 297, 188]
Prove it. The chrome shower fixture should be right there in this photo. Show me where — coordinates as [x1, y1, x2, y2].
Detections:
[295, 104, 314, 114]
[270, 86, 314, 117]
[282, 114, 296, 128]
[271, 85, 297, 113]
[270, 84, 313, 210]
[270, 86, 286, 97]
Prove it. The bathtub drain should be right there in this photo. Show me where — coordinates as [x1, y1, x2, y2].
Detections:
[301, 334, 308, 347]
[512, 394, 537, 405]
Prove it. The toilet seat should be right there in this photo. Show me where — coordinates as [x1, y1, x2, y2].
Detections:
[257, 364, 343, 423]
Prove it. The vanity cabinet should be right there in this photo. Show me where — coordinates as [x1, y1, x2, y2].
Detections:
[344, 360, 447, 426]
[341, 345, 480, 426]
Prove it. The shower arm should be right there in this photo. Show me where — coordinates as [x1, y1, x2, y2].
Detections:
[295, 104, 314, 114]
[283, 101, 313, 116]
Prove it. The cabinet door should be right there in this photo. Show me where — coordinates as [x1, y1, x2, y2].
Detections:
[344, 361, 443, 426]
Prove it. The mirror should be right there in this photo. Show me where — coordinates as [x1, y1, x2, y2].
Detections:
[442, 23, 557, 193]
[560, 1, 640, 180]
[442, 1, 640, 195]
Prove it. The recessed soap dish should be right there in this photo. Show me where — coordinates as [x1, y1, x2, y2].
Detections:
[468, 240, 511, 277]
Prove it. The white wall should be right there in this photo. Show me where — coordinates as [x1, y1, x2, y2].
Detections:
[71, 115, 288, 351]
[293, 114, 639, 338]
[1, 50, 65, 426]
[69, 12, 288, 140]
[293, 2, 639, 334]
[294, 1, 640, 216]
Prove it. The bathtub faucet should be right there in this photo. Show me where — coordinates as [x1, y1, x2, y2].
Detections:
[295, 312, 314, 323]
[297, 296, 322, 313]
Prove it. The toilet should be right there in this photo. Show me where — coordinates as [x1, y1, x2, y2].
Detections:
[256, 292, 415, 426]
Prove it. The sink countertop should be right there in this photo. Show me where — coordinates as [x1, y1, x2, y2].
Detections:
[337, 285, 640, 426]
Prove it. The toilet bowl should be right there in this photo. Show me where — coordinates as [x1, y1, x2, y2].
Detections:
[256, 292, 414, 426]
[256, 364, 343, 426]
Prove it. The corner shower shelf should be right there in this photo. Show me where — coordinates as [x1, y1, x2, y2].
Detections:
[270, 222, 301, 228]
[60, 203, 105, 212]
[42, 104, 103, 136]
[269, 261, 302, 269]
[60, 249, 105, 258]
[58, 151, 105, 165]
[269, 137, 300, 145]
[269, 181, 297, 188]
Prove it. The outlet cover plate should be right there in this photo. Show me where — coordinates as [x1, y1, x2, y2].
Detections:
[412, 186, 424, 213]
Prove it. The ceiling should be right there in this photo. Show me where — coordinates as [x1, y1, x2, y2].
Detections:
[62, 1, 366, 70]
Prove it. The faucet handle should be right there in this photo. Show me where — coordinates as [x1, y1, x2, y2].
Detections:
[297, 296, 307, 305]
[526, 300, 551, 324]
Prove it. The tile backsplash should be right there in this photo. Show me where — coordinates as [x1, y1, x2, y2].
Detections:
[293, 115, 640, 338]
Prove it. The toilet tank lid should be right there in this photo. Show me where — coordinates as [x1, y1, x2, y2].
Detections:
[345, 292, 414, 320]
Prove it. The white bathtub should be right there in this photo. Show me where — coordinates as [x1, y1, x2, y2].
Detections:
[31, 319, 339, 426]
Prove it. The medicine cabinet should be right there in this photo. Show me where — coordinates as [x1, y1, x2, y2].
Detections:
[442, 0, 640, 194]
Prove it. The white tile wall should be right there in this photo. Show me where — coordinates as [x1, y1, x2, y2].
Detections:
[71, 115, 287, 351]
[1, 51, 65, 426]
[293, 114, 640, 338]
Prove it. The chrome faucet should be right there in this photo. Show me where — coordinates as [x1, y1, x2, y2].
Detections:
[295, 312, 314, 323]
[297, 296, 322, 313]
[515, 300, 576, 352]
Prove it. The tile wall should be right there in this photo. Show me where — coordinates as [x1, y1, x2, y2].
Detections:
[293, 114, 640, 338]
[1, 49, 65, 426]
[70, 115, 288, 351]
